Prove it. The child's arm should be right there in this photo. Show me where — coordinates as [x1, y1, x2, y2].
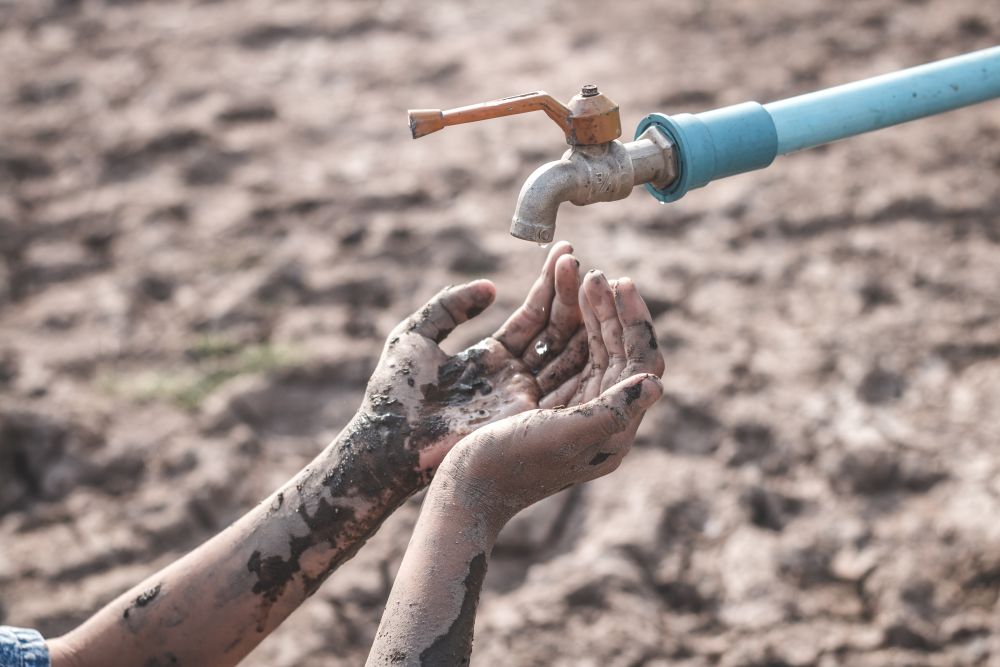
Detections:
[367, 274, 664, 666]
[48, 243, 591, 667]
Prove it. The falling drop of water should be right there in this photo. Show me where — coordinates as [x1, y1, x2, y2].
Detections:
[537, 242, 550, 249]
[534, 340, 549, 357]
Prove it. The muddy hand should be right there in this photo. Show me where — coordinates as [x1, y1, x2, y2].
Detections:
[360, 241, 587, 480]
[442, 372, 663, 523]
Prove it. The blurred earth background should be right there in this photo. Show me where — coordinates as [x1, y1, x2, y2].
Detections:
[2, 1, 1000, 665]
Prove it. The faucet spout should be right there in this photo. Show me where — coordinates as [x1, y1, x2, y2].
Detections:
[510, 160, 581, 243]
[509, 129, 676, 243]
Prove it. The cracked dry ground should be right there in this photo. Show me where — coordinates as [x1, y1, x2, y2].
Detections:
[2, 1, 999, 665]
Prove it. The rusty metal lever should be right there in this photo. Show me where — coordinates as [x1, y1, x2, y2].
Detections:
[408, 86, 622, 146]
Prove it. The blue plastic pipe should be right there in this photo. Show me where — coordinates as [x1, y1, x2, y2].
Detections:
[637, 46, 1000, 203]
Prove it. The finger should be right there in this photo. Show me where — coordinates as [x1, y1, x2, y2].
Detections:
[494, 241, 573, 355]
[522, 254, 582, 370]
[576, 274, 608, 403]
[537, 327, 588, 394]
[614, 278, 666, 378]
[584, 272, 626, 391]
[538, 373, 581, 409]
[404, 279, 497, 343]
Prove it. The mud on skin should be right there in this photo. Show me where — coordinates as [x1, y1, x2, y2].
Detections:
[642, 321, 658, 350]
[122, 582, 162, 620]
[418, 349, 493, 405]
[245, 409, 419, 631]
[418, 552, 487, 666]
[244, 351, 496, 631]
[589, 451, 613, 465]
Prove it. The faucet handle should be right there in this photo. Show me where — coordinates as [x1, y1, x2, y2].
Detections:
[408, 87, 621, 146]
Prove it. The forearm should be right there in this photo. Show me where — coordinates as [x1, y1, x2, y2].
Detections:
[50, 412, 425, 667]
[367, 472, 505, 666]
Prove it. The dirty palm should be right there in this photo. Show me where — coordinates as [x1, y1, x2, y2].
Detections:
[363, 241, 593, 476]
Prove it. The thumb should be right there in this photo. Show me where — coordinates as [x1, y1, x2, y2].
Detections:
[587, 373, 662, 440]
[404, 280, 496, 343]
[595, 373, 663, 426]
[543, 373, 663, 446]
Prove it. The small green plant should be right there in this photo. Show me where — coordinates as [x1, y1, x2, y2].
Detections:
[100, 340, 303, 410]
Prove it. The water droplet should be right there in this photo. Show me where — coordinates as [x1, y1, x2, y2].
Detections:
[537, 242, 550, 249]
[534, 340, 549, 357]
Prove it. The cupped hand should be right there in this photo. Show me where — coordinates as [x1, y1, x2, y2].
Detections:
[360, 242, 590, 478]
[439, 274, 666, 522]
[540, 269, 666, 408]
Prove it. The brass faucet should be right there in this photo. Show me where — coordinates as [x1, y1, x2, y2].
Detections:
[408, 86, 677, 243]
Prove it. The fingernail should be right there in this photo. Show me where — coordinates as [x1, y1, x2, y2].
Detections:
[613, 279, 632, 305]
[468, 279, 495, 296]
[637, 375, 663, 408]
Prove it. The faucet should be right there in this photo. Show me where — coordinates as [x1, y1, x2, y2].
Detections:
[408, 47, 1000, 243]
[408, 87, 677, 243]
